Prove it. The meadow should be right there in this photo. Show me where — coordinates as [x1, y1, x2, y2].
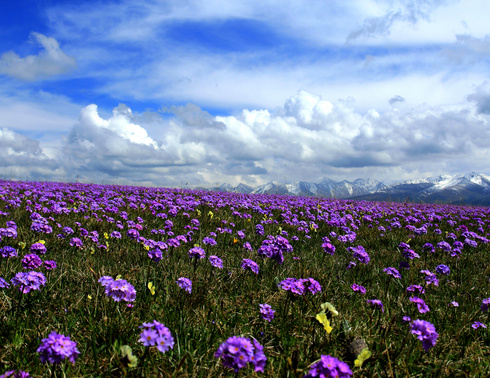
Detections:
[0, 179, 489, 377]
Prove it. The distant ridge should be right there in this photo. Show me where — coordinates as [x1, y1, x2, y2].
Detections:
[196, 172, 490, 206]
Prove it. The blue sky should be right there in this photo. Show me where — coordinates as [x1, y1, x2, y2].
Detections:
[1, 0, 490, 187]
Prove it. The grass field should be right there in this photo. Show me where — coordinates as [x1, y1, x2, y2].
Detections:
[1, 179, 490, 377]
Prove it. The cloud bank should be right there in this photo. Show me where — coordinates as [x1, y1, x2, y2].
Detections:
[2, 90, 489, 187]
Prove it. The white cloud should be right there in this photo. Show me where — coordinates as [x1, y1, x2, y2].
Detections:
[0, 33, 76, 81]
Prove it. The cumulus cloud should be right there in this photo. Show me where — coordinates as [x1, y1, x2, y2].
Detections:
[0, 127, 61, 180]
[467, 82, 490, 115]
[0, 32, 76, 81]
[55, 90, 490, 186]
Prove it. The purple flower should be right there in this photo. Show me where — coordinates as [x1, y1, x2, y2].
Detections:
[100, 277, 136, 303]
[255, 224, 265, 236]
[403, 316, 411, 322]
[209, 255, 223, 269]
[37, 331, 80, 365]
[402, 249, 420, 260]
[435, 264, 450, 275]
[278, 278, 321, 296]
[399, 260, 410, 270]
[346, 261, 356, 269]
[411, 319, 438, 351]
[44, 260, 57, 270]
[409, 297, 430, 314]
[11, 271, 46, 293]
[472, 322, 487, 329]
[203, 237, 217, 245]
[241, 259, 259, 274]
[30, 243, 46, 255]
[126, 229, 140, 240]
[436, 241, 451, 252]
[481, 298, 490, 312]
[21, 254, 43, 270]
[350, 246, 370, 264]
[215, 336, 267, 373]
[367, 299, 384, 313]
[110, 231, 121, 239]
[450, 301, 459, 307]
[62, 227, 74, 235]
[351, 284, 366, 294]
[188, 246, 205, 259]
[98, 276, 114, 287]
[0, 370, 31, 378]
[176, 277, 192, 293]
[406, 285, 425, 294]
[148, 249, 163, 262]
[0, 246, 18, 258]
[322, 242, 336, 255]
[69, 238, 83, 248]
[259, 303, 275, 322]
[383, 267, 401, 279]
[139, 320, 174, 353]
[0, 277, 10, 288]
[420, 270, 439, 286]
[304, 355, 353, 378]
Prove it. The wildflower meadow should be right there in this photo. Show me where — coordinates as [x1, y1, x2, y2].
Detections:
[0, 179, 489, 376]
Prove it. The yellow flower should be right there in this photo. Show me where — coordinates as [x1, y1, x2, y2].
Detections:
[208, 211, 214, 219]
[316, 312, 333, 334]
[148, 282, 155, 295]
[143, 245, 150, 251]
[116, 274, 122, 280]
[321, 302, 339, 317]
[38, 240, 46, 245]
[354, 348, 372, 368]
[104, 232, 109, 239]
[88, 295, 92, 300]
[19, 242, 26, 250]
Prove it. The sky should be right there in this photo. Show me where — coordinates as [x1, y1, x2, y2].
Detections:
[1, 0, 490, 188]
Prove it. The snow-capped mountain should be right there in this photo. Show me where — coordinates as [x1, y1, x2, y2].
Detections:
[353, 172, 490, 206]
[197, 173, 490, 205]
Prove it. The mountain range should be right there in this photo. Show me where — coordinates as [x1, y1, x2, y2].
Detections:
[198, 173, 490, 206]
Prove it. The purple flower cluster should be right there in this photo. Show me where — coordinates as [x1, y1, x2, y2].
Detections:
[278, 277, 321, 295]
[98, 276, 136, 303]
[241, 259, 259, 274]
[411, 319, 438, 351]
[0, 246, 17, 258]
[481, 297, 490, 312]
[257, 235, 293, 264]
[259, 303, 275, 322]
[209, 255, 223, 269]
[176, 277, 192, 293]
[10, 271, 46, 293]
[383, 267, 401, 279]
[37, 331, 80, 365]
[409, 297, 430, 314]
[138, 320, 174, 353]
[21, 254, 43, 270]
[215, 336, 267, 373]
[188, 246, 205, 259]
[351, 284, 366, 294]
[350, 245, 370, 264]
[304, 355, 353, 378]
[435, 264, 450, 275]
